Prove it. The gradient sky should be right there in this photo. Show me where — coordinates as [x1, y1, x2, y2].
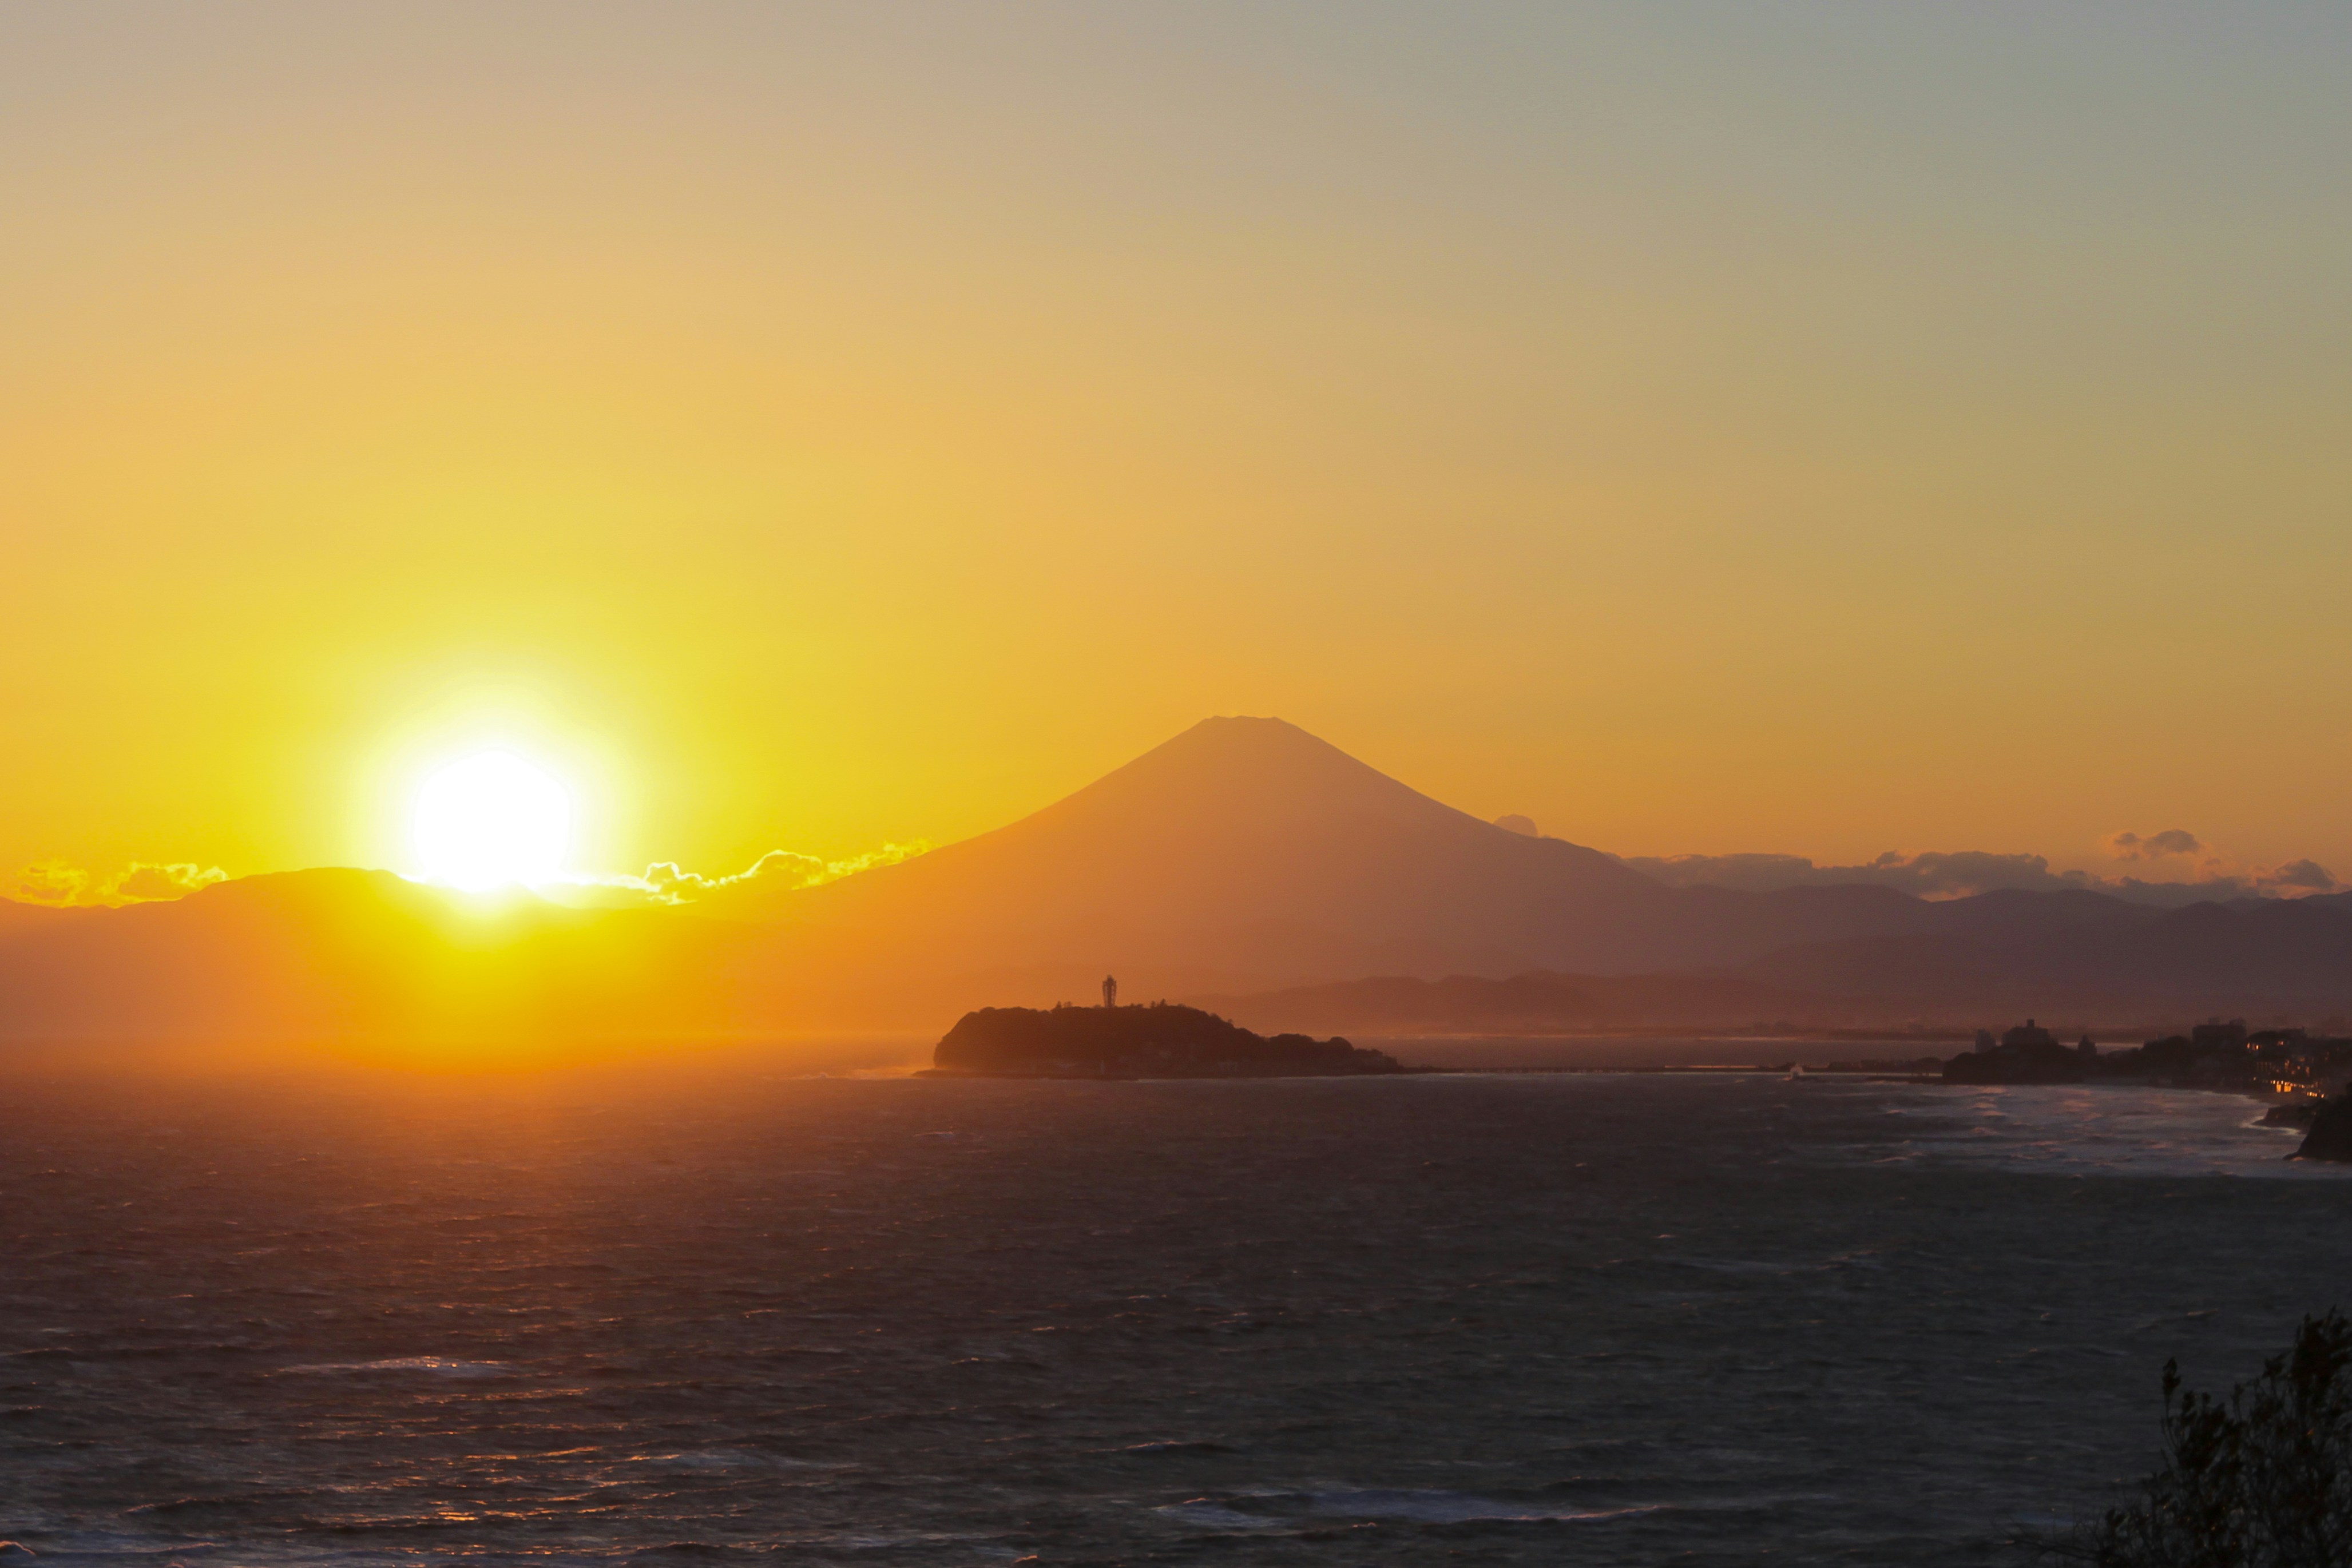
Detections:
[6, 2, 2350, 893]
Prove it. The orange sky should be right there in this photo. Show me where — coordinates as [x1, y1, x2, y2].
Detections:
[7, 3, 2350, 897]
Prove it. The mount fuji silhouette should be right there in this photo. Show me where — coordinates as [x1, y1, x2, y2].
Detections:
[6, 715, 2352, 1043]
[745, 716, 1925, 979]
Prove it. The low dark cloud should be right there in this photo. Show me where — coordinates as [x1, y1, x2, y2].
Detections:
[13, 860, 88, 906]
[2109, 829, 2204, 860]
[2255, 858, 2341, 894]
[1615, 845, 2342, 906]
[643, 850, 831, 901]
[10, 859, 227, 907]
[628, 841, 934, 905]
[110, 862, 228, 902]
[1619, 850, 2098, 899]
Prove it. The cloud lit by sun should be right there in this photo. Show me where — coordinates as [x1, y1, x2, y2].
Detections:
[412, 751, 573, 891]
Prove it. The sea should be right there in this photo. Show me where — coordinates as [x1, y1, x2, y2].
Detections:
[5, 1039, 2350, 1567]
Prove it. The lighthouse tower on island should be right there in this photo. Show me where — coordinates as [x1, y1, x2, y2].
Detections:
[1101, 975, 1118, 1009]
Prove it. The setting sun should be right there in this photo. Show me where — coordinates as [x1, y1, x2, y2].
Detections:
[413, 752, 572, 890]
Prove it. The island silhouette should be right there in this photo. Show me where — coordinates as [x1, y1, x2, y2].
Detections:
[923, 987, 1411, 1079]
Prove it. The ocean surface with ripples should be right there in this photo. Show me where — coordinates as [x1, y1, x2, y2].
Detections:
[5, 1053, 2349, 1566]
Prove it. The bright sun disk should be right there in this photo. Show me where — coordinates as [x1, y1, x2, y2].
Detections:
[413, 751, 572, 890]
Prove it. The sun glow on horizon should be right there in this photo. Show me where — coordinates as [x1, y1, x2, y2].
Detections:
[413, 752, 573, 891]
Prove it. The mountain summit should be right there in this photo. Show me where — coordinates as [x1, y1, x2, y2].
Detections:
[764, 716, 1675, 979]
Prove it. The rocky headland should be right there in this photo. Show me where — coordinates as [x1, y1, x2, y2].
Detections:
[2293, 1097, 2352, 1162]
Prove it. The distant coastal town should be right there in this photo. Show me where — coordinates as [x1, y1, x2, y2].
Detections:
[1938, 1017, 2352, 1096]
[1813, 1016, 2352, 1161]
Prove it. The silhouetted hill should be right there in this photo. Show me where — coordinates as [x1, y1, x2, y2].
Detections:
[0, 870, 766, 1043]
[0, 897, 84, 938]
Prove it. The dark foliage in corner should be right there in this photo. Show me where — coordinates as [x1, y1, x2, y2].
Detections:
[2056, 1311, 2352, 1566]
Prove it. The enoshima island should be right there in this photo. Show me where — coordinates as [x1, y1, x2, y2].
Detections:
[921, 976, 1429, 1079]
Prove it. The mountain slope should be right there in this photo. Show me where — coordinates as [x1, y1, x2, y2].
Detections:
[755, 716, 1669, 973]
[740, 716, 1990, 981]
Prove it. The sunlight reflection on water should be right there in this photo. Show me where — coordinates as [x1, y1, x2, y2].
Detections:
[1, 1062, 2346, 1567]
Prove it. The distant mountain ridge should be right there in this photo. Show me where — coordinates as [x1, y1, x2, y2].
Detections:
[1193, 970, 1846, 1035]
[1744, 895, 2352, 1013]
[7, 715, 2352, 1042]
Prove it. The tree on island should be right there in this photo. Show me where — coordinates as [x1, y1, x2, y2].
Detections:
[2056, 1310, 2352, 1566]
